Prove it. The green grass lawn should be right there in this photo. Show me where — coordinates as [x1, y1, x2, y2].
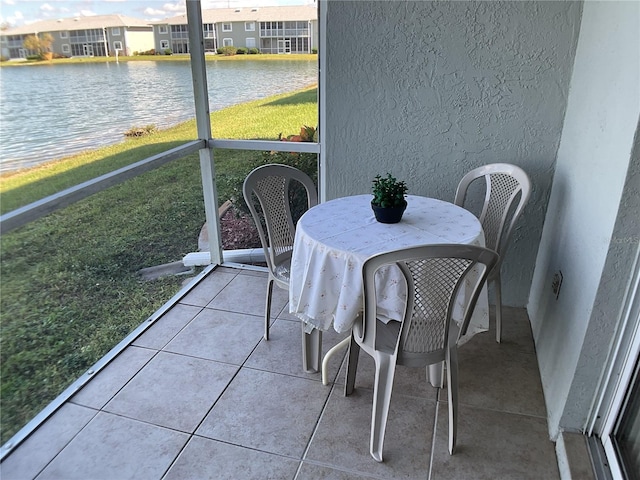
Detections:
[0, 53, 317, 67]
[0, 86, 317, 444]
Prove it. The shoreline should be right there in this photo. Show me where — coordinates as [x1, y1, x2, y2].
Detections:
[0, 81, 317, 179]
[0, 54, 318, 176]
[0, 84, 318, 214]
[0, 53, 318, 68]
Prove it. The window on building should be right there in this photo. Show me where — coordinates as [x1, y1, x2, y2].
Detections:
[61, 44, 70, 54]
[171, 41, 189, 54]
[159, 25, 168, 34]
[203, 24, 215, 38]
[171, 25, 189, 39]
[113, 41, 122, 50]
[69, 29, 107, 56]
[60, 31, 68, 39]
[260, 21, 285, 37]
[245, 22, 255, 32]
[112, 27, 121, 36]
[160, 40, 169, 50]
[223, 38, 233, 47]
[246, 38, 256, 48]
[70, 29, 106, 43]
[222, 23, 232, 32]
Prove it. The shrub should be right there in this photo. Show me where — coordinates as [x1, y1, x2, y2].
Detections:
[223, 127, 318, 220]
[123, 124, 158, 138]
[217, 46, 237, 56]
[248, 48, 260, 55]
[0, 55, 8, 62]
[222, 151, 317, 222]
[311, 48, 318, 54]
[164, 49, 172, 55]
[136, 49, 156, 56]
[236, 47, 247, 55]
[279, 125, 317, 143]
[23, 33, 53, 57]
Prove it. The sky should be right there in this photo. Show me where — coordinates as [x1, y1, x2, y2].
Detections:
[0, 0, 314, 27]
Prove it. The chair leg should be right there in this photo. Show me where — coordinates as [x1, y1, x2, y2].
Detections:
[345, 335, 360, 396]
[264, 277, 274, 341]
[494, 274, 502, 343]
[323, 337, 350, 386]
[446, 346, 458, 455]
[370, 352, 397, 463]
[302, 325, 322, 373]
[427, 362, 444, 388]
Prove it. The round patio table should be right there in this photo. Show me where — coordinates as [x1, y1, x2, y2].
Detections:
[289, 194, 489, 385]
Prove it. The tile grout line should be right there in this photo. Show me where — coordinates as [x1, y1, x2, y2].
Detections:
[68, 267, 246, 480]
[160, 296, 300, 478]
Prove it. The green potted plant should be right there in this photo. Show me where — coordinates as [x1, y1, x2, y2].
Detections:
[371, 173, 408, 223]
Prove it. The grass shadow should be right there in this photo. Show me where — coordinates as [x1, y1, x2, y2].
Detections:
[261, 88, 317, 107]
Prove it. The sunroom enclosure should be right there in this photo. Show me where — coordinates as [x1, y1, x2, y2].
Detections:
[2, 1, 639, 478]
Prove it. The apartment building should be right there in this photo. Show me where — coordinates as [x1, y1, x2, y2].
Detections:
[152, 5, 318, 55]
[0, 5, 317, 60]
[0, 15, 154, 59]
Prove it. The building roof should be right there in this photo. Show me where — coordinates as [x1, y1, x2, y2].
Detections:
[0, 5, 316, 37]
[153, 5, 317, 26]
[2, 15, 152, 36]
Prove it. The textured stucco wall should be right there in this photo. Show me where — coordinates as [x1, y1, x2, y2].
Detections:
[528, 1, 640, 438]
[324, 1, 581, 307]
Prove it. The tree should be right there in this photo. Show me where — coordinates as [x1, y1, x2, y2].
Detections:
[23, 33, 53, 58]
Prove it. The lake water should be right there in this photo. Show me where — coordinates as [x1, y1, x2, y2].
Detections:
[0, 60, 317, 173]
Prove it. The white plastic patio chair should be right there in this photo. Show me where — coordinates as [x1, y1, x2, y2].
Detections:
[344, 244, 499, 461]
[454, 163, 531, 343]
[242, 164, 318, 341]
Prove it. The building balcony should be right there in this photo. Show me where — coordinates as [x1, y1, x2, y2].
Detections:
[0, 264, 559, 479]
[260, 29, 310, 38]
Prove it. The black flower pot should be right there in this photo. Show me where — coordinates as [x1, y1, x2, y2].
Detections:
[371, 200, 407, 224]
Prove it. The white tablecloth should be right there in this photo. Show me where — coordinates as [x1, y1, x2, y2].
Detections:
[289, 195, 489, 340]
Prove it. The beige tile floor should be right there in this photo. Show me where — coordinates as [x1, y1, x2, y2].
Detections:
[0, 266, 559, 480]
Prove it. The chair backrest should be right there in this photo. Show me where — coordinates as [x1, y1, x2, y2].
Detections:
[243, 164, 318, 273]
[359, 245, 499, 367]
[454, 163, 531, 259]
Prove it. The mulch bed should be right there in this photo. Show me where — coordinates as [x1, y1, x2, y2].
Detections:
[219, 205, 262, 250]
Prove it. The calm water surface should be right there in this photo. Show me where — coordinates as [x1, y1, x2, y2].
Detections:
[0, 60, 317, 172]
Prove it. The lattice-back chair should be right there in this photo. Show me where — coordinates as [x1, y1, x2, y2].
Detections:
[243, 164, 318, 340]
[345, 244, 499, 461]
[454, 163, 531, 342]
